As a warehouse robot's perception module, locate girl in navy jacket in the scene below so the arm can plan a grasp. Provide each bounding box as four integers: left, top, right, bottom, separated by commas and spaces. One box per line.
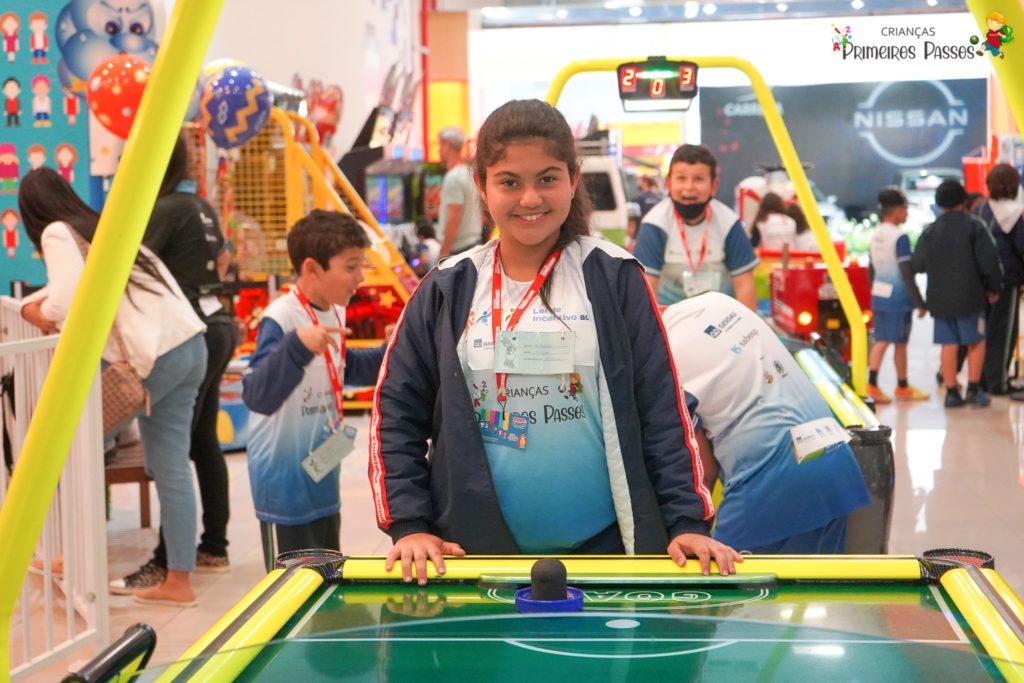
370, 99, 741, 584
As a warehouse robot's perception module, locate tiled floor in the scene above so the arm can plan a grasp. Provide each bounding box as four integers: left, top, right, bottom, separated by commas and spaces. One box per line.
38, 314, 1024, 677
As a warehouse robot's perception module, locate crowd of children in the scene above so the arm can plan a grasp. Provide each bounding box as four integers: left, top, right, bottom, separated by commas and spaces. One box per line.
17, 96, 1024, 599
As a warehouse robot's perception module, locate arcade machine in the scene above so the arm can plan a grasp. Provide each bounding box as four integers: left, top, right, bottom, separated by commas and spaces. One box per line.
336, 64, 404, 204
363, 154, 446, 264
769, 255, 872, 365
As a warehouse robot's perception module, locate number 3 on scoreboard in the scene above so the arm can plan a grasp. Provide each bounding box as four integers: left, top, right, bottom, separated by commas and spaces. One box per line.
679, 65, 695, 89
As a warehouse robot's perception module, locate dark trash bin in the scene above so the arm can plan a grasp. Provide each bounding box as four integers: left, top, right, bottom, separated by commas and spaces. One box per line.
845, 425, 895, 554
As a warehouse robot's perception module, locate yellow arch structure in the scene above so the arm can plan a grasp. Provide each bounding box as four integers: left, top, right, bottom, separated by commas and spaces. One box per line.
0, 1, 223, 678
545, 57, 868, 396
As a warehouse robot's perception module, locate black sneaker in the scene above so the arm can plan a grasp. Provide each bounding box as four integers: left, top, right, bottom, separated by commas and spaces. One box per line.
944, 390, 966, 408
966, 388, 991, 407
109, 559, 167, 595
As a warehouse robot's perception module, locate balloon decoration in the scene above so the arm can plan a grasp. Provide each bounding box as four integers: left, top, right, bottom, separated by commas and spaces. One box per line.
85, 55, 152, 139
202, 58, 242, 83
200, 65, 273, 149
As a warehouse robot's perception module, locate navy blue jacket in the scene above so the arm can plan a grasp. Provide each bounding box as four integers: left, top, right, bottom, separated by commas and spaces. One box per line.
369, 238, 713, 554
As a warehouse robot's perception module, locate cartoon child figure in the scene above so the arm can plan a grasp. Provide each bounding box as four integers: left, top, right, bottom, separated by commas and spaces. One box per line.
27, 144, 45, 170
54, 143, 77, 184
28, 11, 48, 64
2, 208, 19, 258
0, 13, 18, 63
832, 23, 852, 52
471, 381, 488, 408
3, 77, 20, 127
62, 85, 79, 126
31, 74, 51, 127
0, 143, 19, 193
561, 372, 584, 401
498, 335, 517, 369
976, 11, 1015, 58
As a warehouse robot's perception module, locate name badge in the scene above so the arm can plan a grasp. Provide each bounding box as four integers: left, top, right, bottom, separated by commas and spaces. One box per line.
682, 270, 720, 298
301, 425, 357, 483
494, 330, 575, 375
871, 281, 894, 298
478, 409, 529, 450
789, 417, 850, 464
198, 294, 224, 317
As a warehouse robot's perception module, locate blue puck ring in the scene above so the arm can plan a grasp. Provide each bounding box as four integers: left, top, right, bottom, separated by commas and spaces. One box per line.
514, 586, 585, 613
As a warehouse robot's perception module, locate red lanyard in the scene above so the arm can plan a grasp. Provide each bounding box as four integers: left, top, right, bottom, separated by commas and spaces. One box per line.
491, 244, 562, 407
294, 287, 346, 420
674, 205, 710, 275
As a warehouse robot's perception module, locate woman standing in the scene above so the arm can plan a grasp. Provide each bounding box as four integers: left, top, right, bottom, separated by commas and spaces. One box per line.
19, 168, 207, 607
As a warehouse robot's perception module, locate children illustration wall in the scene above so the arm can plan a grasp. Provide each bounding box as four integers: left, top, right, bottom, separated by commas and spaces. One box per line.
1, 0, 165, 295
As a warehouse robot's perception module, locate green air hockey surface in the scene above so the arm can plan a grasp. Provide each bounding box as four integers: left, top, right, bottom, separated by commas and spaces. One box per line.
224, 583, 1003, 681
105, 555, 1024, 682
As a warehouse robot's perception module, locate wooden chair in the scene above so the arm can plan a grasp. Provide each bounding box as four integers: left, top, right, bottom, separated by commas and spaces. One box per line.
103, 442, 152, 528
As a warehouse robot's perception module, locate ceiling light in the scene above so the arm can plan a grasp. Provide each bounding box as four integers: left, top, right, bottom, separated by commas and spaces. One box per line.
703, 3, 717, 15
629, 6, 642, 16
926, 0, 937, 5
851, 0, 864, 8
776, 2, 788, 9
556, 8, 568, 18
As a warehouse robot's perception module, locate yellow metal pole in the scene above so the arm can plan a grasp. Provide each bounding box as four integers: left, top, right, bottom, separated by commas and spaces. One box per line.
964, 0, 1024, 138
0, 1, 223, 679
272, 107, 306, 228
545, 57, 868, 395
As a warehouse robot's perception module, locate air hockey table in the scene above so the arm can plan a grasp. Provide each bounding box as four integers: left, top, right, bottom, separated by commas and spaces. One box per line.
74, 553, 1024, 682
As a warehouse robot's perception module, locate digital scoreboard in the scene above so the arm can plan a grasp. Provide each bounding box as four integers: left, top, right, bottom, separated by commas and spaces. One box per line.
616, 58, 699, 111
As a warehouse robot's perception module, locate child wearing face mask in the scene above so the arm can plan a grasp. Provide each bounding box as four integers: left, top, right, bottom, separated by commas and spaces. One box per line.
634, 144, 759, 311
370, 99, 741, 585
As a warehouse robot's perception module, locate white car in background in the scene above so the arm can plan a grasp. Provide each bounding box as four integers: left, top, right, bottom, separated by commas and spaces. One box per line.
895, 167, 964, 228
580, 155, 630, 246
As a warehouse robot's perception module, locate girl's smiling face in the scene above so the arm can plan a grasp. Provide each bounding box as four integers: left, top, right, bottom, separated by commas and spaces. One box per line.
477, 140, 579, 255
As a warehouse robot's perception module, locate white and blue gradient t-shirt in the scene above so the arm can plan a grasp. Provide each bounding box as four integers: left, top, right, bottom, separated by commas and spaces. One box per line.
868, 222, 913, 312
662, 292, 869, 550
458, 243, 614, 553
634, 198, 759, 306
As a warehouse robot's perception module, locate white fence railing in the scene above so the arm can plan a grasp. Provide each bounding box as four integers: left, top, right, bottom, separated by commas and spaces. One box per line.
0, 296, 109, 681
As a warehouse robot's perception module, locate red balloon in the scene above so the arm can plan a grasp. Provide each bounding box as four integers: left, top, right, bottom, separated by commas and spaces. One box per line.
85, 55, 152, 139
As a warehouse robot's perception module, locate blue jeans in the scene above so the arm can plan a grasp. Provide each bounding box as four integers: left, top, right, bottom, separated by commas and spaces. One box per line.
139, 334, 207, 571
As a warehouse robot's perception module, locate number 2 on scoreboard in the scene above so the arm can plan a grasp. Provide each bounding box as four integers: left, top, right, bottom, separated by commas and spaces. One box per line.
621, 66, 637, 93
